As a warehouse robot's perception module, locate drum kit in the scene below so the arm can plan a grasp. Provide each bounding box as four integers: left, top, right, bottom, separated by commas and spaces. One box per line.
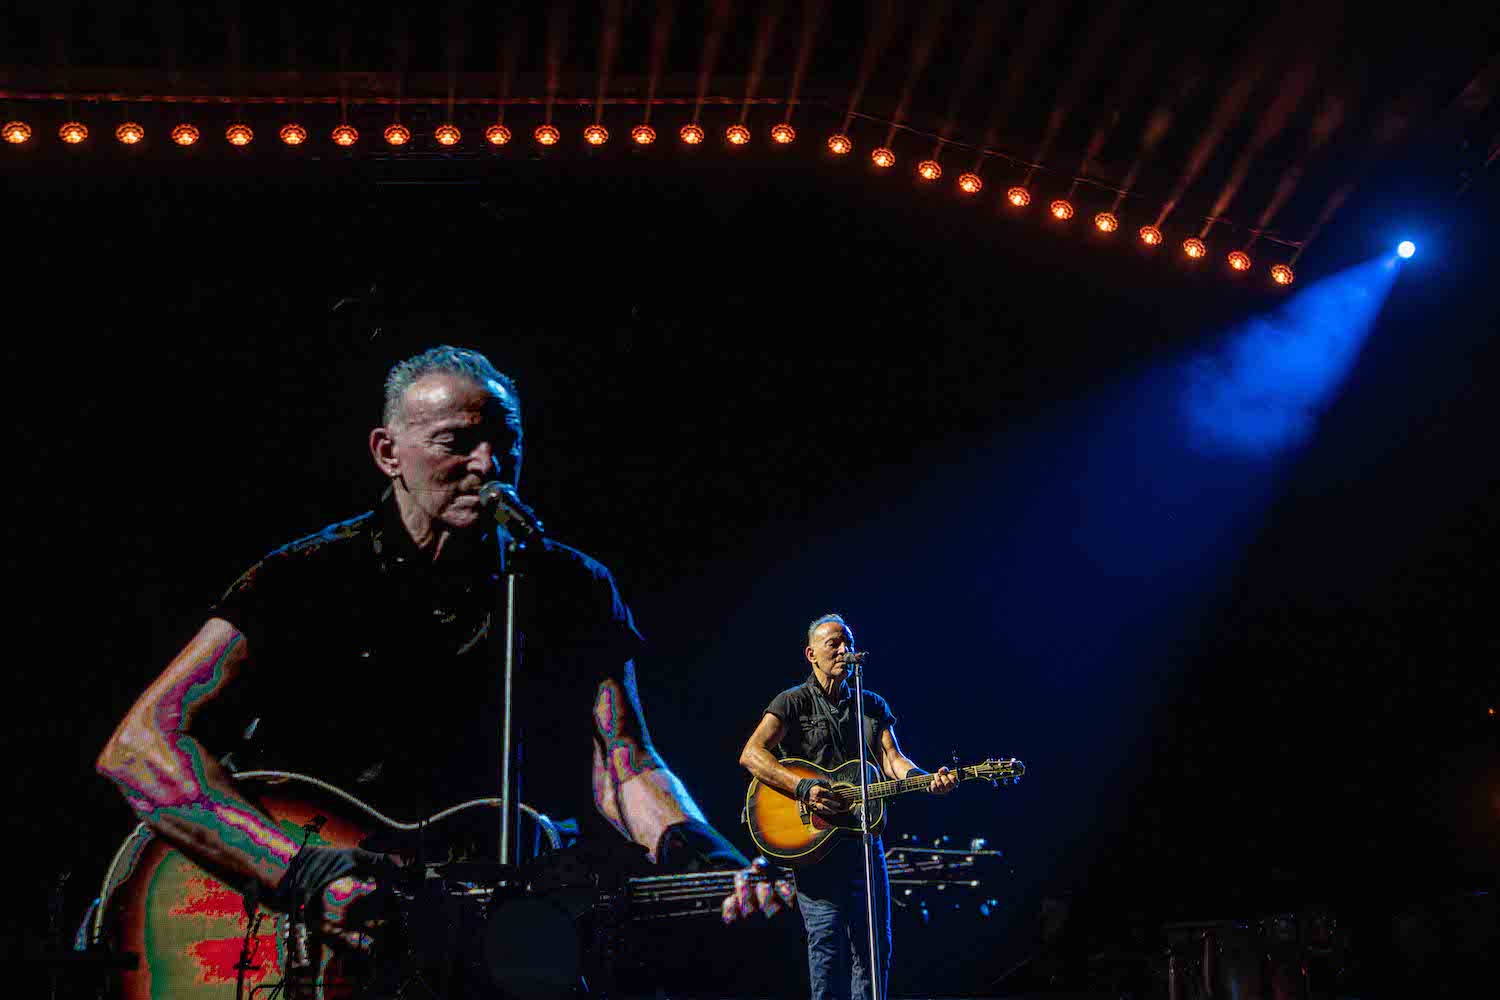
1164, 907, 1343, 1000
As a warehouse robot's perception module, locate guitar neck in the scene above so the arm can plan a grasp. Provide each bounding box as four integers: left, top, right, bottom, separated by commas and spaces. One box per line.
839, 763, 984, 803
625, 869, 790, 921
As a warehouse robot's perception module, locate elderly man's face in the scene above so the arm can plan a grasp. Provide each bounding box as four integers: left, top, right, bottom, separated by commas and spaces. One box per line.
383, 373, 522, 533
805, 621, 856, 681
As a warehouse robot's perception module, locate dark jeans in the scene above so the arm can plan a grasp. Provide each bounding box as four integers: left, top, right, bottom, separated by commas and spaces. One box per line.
796, 838, 891, 1000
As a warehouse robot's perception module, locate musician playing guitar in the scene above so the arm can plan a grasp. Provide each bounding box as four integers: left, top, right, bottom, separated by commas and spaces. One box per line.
95, 346, 788, 993
739, 613, 957, 1000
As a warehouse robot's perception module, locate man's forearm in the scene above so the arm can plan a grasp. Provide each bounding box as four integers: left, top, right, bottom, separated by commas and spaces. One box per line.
739, 744, 804, 798
99, 731, 298, 897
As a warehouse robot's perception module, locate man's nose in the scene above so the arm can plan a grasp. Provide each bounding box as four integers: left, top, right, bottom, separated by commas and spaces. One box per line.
467, 441, 501, 473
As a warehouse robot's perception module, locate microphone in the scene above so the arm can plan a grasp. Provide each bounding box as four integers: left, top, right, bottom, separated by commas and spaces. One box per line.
838, 651, 869, 668
478, 481, 545, 539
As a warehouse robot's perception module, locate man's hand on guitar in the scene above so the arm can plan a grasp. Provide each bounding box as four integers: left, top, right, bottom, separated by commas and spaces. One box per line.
797, 777, 848, 815
317, 876, 383, 952
927, 766, 958, 795
720, 856, 797, 924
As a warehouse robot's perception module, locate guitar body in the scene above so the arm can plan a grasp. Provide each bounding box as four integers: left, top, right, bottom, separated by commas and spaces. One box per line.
91, 771, 571, 999
744, 758, 886, 865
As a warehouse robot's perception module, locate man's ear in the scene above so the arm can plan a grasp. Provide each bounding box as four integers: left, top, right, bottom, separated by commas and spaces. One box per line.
370, 426, 400, 478
804, 645, 817, 668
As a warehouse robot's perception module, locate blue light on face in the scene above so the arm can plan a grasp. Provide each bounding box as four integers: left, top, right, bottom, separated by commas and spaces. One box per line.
1397, 240, 1416, 259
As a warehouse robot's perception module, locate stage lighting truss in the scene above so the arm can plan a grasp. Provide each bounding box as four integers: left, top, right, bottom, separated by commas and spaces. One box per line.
14, 106, 1302, 290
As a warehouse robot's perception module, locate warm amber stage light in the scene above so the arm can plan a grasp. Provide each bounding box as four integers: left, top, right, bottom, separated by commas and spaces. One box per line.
957, 173, 982, 194
59, 121, 88, 144
225, 124, 254, 146
384, 124, 412, 146
1183, 237, 1207, 259
484, 123, 512, 146
584, 124, 609, 145
1050, 199, 1074, 220
871, 147, 895, 168
630, 124, 656, 145
434, 124, 461, 146
1007, 186, 1031, 207
770, 123, 796, 144
1227, 250, 1252, 271
534, 124, 561, 146
332, 124, 359, 147
917, 160, 942, 181
279, 123, 307, 146
1139, 225, 1163, 246
724, 124, 750, 146
827, 133, 852, 155
3, 121, 31, 144
1094, 212, 1118, 233
115, 122, 144, 145
1270, 263, 1295, 285
170, 124, 199, 146
680, 123, 705, 145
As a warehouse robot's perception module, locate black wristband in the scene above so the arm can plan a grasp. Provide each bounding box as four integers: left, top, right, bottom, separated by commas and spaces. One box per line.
272, 846, 391, 913
795, 777, 826, 803
654, 819, 751, 873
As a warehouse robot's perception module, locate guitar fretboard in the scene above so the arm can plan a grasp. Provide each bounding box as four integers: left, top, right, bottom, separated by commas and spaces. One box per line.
830, 764, 992, 802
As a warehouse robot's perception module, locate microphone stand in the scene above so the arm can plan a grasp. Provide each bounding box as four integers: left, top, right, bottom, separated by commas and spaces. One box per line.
481, 482, 545, 870
851, 654, 882, 1000
494, 525, 525, 868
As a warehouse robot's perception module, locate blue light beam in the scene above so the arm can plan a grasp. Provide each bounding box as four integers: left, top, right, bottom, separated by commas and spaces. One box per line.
1181, 256, 1401, 459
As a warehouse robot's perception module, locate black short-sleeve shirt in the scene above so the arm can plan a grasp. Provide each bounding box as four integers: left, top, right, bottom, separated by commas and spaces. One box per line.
764, 675, 897, 775
200, 491, 644, 844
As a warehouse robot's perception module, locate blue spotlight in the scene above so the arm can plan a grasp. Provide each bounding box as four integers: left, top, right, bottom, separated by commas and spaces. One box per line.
1397, 240, 1416, 259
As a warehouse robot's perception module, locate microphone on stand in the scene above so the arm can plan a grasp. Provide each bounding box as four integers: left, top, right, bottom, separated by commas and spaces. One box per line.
839, 651, 869, 670
478, 480, 545, 539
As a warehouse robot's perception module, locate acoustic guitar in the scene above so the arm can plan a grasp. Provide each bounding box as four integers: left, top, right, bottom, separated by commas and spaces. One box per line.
86, 769, 790, 999
743, 757, 1024, 864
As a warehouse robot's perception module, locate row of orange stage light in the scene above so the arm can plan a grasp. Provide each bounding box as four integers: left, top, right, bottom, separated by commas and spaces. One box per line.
3, 116, 1294, 285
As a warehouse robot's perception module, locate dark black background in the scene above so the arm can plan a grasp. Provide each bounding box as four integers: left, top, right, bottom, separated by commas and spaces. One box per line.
4, 1, 1499, 994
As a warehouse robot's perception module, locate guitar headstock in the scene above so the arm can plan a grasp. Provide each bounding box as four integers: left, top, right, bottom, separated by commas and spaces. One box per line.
965, 758, 1025, 787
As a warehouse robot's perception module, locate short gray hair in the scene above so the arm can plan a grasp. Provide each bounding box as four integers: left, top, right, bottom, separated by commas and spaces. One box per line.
807, 613, 854, 646
382, 345, 519, 427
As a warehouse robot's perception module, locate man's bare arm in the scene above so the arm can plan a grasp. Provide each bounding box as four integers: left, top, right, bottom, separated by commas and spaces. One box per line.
737, 713, 802, 797
591, 663, 709, 860
96, 618, 299, 896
